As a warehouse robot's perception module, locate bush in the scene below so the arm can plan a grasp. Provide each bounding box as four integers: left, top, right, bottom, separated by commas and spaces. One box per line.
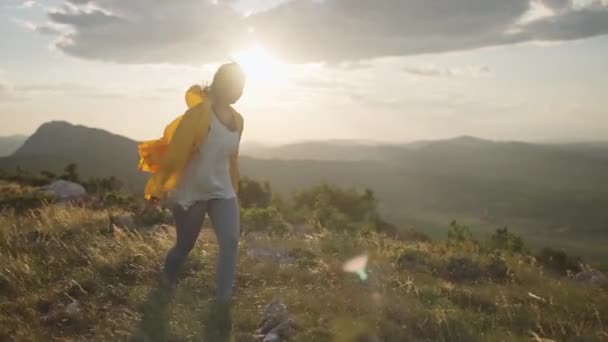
83, 176, 122, 195
447, 221, 474, 244
536, 247, 583, 275
397, 250, 434, 273
487, 227, 525, 254
292, 184, 386, 233
60, 163, 80, 183
486, 253, 510, 282
102, 192, 136, 209
0, 192, 52, 212
241, 206, 288, 235
239, 178, 272, 209
445, 256, 484, 283
1, 167, 48, 187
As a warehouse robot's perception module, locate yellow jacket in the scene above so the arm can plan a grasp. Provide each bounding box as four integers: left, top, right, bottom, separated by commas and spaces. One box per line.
138, 85, 244, 200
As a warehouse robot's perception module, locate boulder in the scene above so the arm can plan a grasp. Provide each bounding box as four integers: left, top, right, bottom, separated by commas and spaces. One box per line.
574, 270, 608, 288
255, 299, 295, 342
40, 180, 86, 200
247, 246, 296, 265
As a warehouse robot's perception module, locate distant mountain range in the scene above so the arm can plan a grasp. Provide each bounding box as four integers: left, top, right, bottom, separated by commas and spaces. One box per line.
1, 121, 607, 256
0, 135, 28, 157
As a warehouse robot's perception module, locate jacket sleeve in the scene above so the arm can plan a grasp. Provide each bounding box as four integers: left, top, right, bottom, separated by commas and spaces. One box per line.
144, 108, 198, 199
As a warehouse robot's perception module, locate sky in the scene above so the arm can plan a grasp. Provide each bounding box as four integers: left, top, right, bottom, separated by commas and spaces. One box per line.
0, 0, 607, 144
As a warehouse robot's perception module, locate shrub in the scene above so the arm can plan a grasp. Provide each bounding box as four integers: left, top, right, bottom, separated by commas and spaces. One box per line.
397, 250, 434, 273
487, 227, 525, 254
60, 163, 80, 183
445, 256, 484, 283
292, 184, 386, 233
83, 176, 122, 195
241, 206, 288, 235
486, 253, 510, 282
102, 192, 136, 209
294, 184, 379, 221
536, 247, 583, 275
239, 178, 272, 209
0, 192, 52, 212
447, 221, 474, 244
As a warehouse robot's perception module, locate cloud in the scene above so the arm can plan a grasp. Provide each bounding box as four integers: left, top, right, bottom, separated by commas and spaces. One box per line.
44, 0, 250, 64
12, 18, 63, 36
402, 65, 491, 78
36, 0, 608, 64
250, 0, 608, 62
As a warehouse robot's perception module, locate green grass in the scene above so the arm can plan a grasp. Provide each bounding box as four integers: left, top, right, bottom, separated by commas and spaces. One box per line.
1, 202, 607, 341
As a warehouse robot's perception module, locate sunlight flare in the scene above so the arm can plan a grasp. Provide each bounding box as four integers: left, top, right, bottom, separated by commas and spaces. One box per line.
232, 44, 287, 87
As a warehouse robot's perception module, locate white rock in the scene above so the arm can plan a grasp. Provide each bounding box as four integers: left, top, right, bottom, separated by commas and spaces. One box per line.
575, 271, 608, 288
41, 180, 86, 200
65, 300, 81, 316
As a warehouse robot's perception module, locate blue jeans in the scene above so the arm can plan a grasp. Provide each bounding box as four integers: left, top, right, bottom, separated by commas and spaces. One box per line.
163, 198, 239, 302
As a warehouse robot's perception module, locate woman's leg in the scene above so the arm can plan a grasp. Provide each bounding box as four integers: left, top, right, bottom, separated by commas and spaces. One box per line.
163, 201, 207, 284
207, 198, 240, 302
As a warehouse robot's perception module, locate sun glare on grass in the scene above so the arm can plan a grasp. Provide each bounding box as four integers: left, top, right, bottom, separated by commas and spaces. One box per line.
232, 44, 287, 88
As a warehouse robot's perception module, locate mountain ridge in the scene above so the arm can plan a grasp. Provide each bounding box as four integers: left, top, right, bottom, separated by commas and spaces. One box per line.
1, 121, 608, 254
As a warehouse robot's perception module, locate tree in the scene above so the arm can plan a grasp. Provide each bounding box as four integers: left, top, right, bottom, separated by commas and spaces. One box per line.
40, 170, 57, 180
239, 178, 272, 209
62, 163, 80, 182
488, 227, 525, 253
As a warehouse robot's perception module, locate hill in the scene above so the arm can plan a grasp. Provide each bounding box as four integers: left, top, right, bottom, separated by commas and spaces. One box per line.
0, 183, 607, 341
0, 121, 147, 191
0, 134, 27, 157
1, 122, 608, 259
241, 140, 406, 162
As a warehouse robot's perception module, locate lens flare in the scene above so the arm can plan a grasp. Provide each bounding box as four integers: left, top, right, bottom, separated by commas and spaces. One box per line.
343, 254, 369, 281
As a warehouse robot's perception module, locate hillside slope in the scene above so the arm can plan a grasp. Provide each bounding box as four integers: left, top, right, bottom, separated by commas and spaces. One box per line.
0, 200, 606, 341
0, 121, 146, 190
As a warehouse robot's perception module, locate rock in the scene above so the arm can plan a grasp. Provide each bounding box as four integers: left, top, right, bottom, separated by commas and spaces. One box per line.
288, 223, 316, 237
64, 300, 81, 316
247, 246, 296, 265
574, 270, 608, 288
40, 180, 86, 200
255, 299, 294, 342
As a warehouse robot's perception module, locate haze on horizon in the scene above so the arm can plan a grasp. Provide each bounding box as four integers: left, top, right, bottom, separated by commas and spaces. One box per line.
1, 0, 607, 144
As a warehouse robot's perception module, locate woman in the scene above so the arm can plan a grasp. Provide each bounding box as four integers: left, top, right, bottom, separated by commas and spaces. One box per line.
138, 63, 246, 307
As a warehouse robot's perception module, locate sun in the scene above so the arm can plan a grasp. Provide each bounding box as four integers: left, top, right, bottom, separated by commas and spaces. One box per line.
232, 44, 287, 87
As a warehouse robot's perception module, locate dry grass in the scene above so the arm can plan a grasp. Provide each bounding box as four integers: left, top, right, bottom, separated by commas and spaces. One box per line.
0, 203, 607, 341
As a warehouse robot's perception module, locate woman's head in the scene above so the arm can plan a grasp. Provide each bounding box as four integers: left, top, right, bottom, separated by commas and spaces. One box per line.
209, 62, 246, 105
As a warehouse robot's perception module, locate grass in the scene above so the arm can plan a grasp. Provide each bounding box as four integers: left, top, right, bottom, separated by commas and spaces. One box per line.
0, 183, 607, 341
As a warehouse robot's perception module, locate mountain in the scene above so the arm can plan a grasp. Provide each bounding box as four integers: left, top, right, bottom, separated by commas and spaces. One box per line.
553, 142, 608, 160
2, 122, 608, 255
0, 134, 28, 157
0, 121, 146, 190
240, 140, 407, 162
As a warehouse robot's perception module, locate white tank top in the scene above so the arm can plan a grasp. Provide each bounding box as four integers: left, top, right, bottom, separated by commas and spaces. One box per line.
173, 112, 240, 209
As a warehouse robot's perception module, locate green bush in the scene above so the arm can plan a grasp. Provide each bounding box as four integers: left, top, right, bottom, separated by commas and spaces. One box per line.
241, 206, 288, 235
238, 178, 272, 209
487, 227, 525, 254
447, 221, 477, 246
292, 184, 385, 233
83, 176, 122, 195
